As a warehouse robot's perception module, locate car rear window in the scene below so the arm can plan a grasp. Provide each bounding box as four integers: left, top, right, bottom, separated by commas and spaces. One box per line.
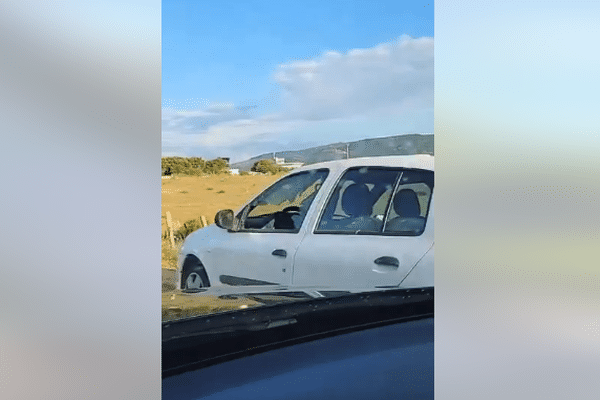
315, 167, 433, 236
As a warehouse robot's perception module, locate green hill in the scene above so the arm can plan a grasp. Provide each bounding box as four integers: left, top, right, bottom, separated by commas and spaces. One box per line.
231, 133, 433, 171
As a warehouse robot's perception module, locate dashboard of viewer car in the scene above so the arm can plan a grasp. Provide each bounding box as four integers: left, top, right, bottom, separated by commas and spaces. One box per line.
162, 287, 434, 399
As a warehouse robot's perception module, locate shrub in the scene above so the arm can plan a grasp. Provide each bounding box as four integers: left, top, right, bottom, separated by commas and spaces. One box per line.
204, 158, 229, 174
175, 218, 203, 241
188, 168, 205, 176
162, 156, 205, 176
162, 217, 204, 243
251, 159, 286, 175
161, 156, 232, 176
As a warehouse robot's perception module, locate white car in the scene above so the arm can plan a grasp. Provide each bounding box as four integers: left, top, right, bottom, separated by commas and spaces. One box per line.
177, 155, 434, 291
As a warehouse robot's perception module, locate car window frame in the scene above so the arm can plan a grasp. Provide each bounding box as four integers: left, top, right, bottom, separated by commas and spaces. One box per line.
313, 166, 434, 237
233, 168, 330, 234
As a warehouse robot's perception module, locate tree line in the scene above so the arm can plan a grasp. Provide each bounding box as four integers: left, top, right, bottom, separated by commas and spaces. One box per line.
162, 157, 287, 176
161, 157, 228, 176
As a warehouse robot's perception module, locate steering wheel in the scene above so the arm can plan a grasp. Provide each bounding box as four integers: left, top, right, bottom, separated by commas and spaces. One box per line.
281, 206, 300, 214
272, 206, 301, 230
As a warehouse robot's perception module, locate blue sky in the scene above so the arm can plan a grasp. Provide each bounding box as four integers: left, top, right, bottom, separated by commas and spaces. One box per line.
162, 0, 433, 162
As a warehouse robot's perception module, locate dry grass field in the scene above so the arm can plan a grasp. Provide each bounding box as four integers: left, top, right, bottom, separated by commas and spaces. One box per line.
161, 173, 283, 239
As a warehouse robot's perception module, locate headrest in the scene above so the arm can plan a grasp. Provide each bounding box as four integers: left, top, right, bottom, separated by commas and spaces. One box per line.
393, 189, 421, 217
341, 184, 372, 217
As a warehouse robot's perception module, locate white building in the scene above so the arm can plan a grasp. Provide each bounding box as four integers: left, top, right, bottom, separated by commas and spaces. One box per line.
273, 157, 304, 170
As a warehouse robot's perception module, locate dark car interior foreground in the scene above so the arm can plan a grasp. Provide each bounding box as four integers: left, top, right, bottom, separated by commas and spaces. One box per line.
163, 287, 433, 400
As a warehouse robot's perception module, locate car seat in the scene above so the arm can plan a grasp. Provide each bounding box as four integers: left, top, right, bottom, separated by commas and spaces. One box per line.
385, 189, 426, 235
339, 184, 381, 232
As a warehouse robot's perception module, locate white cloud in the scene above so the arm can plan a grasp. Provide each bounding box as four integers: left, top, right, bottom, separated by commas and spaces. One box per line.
161, 102, 256, 132
162, 35, 433, 162
274, 35, 433, 121
162, 114, 306, 161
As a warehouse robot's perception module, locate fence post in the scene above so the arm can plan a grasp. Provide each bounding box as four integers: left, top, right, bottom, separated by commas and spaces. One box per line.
200, 215, 208, 228
165, 211, 176, 249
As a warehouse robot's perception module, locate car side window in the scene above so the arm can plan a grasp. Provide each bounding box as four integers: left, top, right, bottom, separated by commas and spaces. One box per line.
316, 167, 433, 236
382, 169, 434, 236
236, 169, 329, 233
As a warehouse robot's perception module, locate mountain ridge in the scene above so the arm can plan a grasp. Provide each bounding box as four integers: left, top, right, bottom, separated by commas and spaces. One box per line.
231, 133, 433, 171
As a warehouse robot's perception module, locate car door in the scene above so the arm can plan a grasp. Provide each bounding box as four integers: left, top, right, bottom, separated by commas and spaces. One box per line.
207, 169, 329, 286
292, 166, 434, 288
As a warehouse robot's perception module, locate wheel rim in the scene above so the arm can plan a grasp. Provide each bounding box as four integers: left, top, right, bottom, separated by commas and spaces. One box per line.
185, 272, 204, 289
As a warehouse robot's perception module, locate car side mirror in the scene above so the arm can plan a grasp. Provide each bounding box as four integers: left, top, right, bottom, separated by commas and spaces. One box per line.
214, 209, 234, 230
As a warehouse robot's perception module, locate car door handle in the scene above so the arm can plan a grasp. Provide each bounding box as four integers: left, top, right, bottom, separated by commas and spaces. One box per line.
374, 256, 399, 268
272, 249, 287, 258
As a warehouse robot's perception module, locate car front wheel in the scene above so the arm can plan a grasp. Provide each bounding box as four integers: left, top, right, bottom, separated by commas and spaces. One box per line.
180, 254, 210, 292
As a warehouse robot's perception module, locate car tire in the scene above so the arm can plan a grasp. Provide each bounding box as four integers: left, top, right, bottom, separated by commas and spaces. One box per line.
181, 254, 210, 291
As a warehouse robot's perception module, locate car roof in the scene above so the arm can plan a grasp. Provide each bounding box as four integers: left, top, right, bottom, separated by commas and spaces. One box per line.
293, 154, 434, 172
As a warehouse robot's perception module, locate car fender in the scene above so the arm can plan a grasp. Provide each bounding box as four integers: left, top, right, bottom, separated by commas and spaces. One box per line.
178, 224, 229, 288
